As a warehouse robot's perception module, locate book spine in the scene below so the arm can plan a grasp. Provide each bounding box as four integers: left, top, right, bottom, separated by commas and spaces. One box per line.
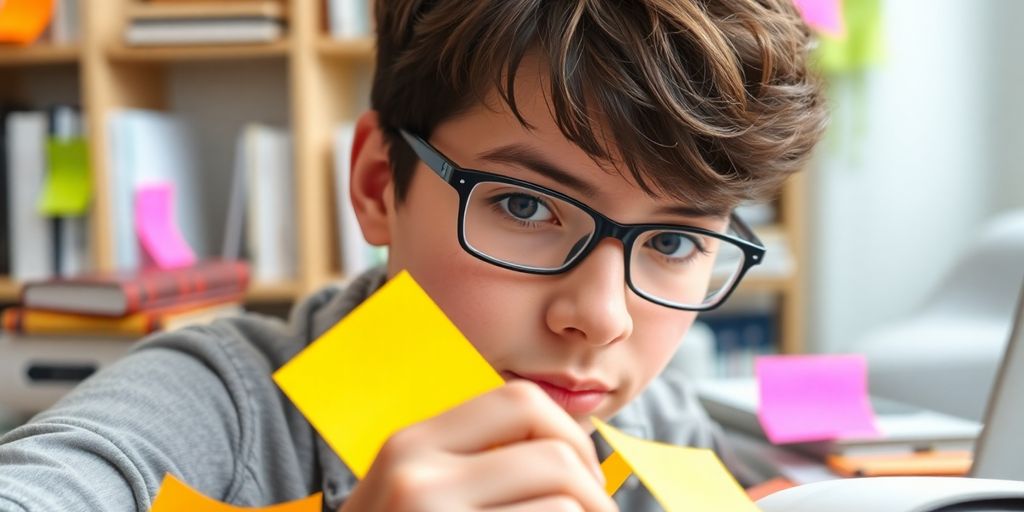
2, 308, 150, 337
120, 261, 250, 314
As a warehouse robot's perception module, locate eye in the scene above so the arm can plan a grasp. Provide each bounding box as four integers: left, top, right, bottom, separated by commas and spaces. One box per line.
647, 232, 700, 259
499, 193, 555, 222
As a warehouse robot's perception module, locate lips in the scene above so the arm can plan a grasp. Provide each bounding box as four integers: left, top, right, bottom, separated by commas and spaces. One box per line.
505, 371, 611, 416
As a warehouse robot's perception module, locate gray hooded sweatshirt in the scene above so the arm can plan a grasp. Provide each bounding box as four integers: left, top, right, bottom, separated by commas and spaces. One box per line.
0, 267, 749, 511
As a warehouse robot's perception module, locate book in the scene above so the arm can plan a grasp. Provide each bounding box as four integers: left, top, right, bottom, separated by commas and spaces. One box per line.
46, 104, 89, 278
48, 0, 79, 44
107, 110, 207, 271
20, 259, 250, 316
126, 1, 286, 20
327, 0, 372, 40
5, 110, 53, 282
0, 104, 32, 276
242, 124, 297, 282
125, 18, 284, 46
2, 298, 243, 337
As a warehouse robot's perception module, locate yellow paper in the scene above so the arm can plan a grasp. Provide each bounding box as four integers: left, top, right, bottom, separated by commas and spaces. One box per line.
593, 419, 760, 512
39, 138, 91, 216
600, 450, 632, 496
149, 474, 321, 512
273, 270, 505, 479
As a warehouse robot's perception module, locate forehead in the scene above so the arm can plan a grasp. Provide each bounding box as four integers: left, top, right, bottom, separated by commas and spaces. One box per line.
428, 55, 727, 224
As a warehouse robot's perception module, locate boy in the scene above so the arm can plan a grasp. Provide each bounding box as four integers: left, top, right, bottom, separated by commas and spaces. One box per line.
0, 0, 826, 510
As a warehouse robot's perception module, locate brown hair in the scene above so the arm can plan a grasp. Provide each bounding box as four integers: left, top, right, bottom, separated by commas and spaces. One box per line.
371, 0, 828, 213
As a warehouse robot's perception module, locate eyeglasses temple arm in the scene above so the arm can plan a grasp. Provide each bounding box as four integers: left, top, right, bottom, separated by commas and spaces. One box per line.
398, 129, 456, 183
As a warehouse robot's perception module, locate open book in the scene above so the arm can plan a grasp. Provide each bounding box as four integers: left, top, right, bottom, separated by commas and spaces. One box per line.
757, 477, 1024, 512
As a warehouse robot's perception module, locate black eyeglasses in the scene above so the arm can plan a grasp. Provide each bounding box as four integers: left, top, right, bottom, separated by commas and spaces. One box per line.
398, 129, 766, 311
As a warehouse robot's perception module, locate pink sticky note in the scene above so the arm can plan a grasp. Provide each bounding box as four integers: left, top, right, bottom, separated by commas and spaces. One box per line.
755, 354, 879, 444
792, 0, 845, 37
135, 182, 196, 270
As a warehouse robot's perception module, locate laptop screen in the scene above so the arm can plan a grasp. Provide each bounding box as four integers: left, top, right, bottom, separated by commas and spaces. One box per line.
971, 279, 1024, 480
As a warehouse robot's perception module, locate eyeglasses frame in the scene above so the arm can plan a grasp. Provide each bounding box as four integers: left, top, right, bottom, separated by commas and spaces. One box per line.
398, 129, 767, 311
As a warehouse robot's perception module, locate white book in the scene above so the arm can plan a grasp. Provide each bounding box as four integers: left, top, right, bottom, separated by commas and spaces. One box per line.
50, 0, 80, 44
333, 122, 380, 278
327, 0, 372, 39
107, 110, 206, 271
125, 18, 283, 46
5, 111, 53, 281
242, 124, 296, 282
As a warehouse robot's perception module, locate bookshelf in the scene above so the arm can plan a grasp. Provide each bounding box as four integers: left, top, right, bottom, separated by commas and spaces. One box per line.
0, 0, 811, 354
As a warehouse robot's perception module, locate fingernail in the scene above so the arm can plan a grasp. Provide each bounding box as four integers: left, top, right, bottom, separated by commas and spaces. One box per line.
592, 462, 606, 485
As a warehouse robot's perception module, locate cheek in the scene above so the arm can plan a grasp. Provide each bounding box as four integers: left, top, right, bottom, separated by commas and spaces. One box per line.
625, 307, 698, 388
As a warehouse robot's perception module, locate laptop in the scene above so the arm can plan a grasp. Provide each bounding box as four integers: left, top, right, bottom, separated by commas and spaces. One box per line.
970, 279, 1024, 480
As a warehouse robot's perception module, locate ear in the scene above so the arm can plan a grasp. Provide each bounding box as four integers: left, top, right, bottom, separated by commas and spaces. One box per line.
349, 110, 395, 246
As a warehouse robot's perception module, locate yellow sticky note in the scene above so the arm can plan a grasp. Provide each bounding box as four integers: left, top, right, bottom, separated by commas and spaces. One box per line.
273, 270, 505, 478
593, 419, 760, 512
39, 138, 91, 216
149, 473, 321, 512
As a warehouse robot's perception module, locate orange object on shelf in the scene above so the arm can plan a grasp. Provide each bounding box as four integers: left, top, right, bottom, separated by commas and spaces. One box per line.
0, 0, 55, 45
826, 450, 973, 478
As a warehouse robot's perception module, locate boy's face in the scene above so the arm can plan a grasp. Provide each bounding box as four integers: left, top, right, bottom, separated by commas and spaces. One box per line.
355, 59, 727, 432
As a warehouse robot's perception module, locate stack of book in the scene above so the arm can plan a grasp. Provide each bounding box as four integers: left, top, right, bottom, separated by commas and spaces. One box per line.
6, 259, 249, 337
124, 1, 286, 46
0, 260, 249, 411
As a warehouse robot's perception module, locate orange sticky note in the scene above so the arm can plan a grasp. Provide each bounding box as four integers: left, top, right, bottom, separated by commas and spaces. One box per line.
273, 270, 505, 478
600, 450, 632, 496
149, 474, 321, 512
0, 0, 55, 44
593, 419, 760, 512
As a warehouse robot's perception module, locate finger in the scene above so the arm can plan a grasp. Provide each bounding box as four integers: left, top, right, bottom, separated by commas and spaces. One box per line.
485, 495, 586, 512
416, 381, 602, 475
464, 439, 617, 512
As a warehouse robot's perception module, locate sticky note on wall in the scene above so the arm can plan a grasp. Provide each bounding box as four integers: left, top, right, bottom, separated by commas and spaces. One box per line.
135, 182, 197, 269
39, 138, 91, 216
792, 0, 845, 37
756, 354, 879, 444
149, 474, 321, 511
273, 270, 505, 478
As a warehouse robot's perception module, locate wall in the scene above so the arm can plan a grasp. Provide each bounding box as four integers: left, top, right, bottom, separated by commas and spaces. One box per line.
806, 0, 1024, 352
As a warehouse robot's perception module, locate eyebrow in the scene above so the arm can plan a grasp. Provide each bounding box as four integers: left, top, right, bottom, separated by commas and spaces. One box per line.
476, 144, 599, 199
476, 143, 727, 219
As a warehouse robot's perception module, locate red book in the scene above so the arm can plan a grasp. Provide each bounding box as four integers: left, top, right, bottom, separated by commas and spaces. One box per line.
20, 260, 250, 316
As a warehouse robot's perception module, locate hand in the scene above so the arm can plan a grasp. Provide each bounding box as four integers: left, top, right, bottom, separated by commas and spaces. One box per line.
338, 380, 618, 512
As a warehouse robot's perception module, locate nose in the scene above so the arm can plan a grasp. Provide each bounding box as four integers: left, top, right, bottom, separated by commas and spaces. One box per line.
544, 238, 634, 346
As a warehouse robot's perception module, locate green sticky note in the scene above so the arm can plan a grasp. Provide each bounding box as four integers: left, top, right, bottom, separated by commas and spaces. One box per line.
39, 138, 91, 216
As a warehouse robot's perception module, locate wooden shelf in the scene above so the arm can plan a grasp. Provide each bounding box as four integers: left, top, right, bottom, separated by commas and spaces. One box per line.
735, 275, 790, 294
107, 40, 291, 62
317, 37, 374, 60
0, 279, 21, 302
0, 45, 80, 67
246, 281, 302, 302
